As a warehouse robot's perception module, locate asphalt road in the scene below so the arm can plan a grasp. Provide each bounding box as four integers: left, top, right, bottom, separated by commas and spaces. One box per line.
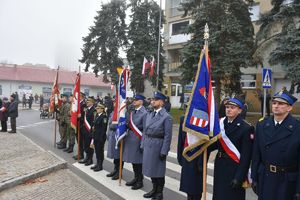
14, 108, 257, 200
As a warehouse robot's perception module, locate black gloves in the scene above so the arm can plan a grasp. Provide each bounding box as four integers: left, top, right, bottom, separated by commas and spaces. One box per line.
159, 154, 167, 161
230, 179, 242, 189
294, 193, 300, 200
251, 182, 258, 195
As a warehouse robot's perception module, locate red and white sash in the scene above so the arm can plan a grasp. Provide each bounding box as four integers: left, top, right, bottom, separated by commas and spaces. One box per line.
129, 112, 142, 139
84, 111, 91, 133
219, 117, 240, 163
219, 117, 252, 186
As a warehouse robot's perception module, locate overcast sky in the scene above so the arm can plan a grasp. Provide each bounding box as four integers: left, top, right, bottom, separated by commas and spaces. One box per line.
0, 0, 164, 71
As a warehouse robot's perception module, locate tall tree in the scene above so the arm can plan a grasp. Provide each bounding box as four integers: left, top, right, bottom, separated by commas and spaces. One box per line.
180, 0, 255, 104
79, 1, 127, 84
256, 0, 300, 93
127, 0, 164, 93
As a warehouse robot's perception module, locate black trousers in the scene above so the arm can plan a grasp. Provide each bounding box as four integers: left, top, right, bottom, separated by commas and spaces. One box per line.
1, 120, 7, 131
151, 177, 165, 186
83, 132, 94, 156
132, 163, 142, 177
10, 117, 16, 132
76, 126, 85, 157
94, 139, 105, 162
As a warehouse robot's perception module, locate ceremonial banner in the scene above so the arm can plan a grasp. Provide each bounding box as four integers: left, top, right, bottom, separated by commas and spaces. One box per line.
183, 48, 220, 161
49, 67, 61, 113
71, 73, 81, 131
115, 68, 130, 147
150, 56, 156, 77
142, 57, 150, 76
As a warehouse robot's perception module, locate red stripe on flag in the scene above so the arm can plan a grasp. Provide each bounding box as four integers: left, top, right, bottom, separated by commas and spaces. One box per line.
196, 118, 200, 126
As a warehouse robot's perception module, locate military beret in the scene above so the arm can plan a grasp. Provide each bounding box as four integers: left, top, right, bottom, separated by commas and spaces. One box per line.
225, 97, 245, 109
134, 94, 146, 101
273, 91, 297, 105
153, 91, 167, 101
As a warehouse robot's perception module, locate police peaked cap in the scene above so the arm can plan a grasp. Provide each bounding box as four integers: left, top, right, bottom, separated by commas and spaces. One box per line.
134, 94, 146, 101
87, 96, 95, 103
273, 91, 297, 105
96, 103, 105, 109
225, 97, 245, 109
153, 91, 167, 101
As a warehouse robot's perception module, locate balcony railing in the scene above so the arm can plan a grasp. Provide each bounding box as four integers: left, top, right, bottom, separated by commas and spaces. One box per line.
167, 62, 182, 72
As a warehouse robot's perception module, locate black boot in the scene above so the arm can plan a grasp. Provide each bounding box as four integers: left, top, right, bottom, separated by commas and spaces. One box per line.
143, 182, 157, 198
106, 168, 117, 177
84, 154, 93, 166
67, 144, 74, 153
93, 160, 103, 172
79, 156, 89, 164
126, 177, 137, 186
111, 170, 119, 180
57, 143, 66, 149
63, 146, 70, 152
91, 164, 98, 170
152, 183, 163, 200
131, 174, 143, 190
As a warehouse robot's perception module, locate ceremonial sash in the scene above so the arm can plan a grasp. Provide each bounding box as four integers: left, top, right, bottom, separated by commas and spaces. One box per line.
129, 112, 142, 139
219, 117, 252, 187
84, 111, 91, 133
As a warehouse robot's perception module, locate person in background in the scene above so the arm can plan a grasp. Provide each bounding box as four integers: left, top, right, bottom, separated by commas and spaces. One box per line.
0, 97, 9, 132
164, 96, 171, 113
8, 94, 18, 133
22, 94, 27, 108
180, 93, 184, 110
28, 94, 34, 109
39, 94, 44, 111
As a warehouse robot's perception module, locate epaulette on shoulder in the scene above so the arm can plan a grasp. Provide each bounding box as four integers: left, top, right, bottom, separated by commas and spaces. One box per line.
243, 119, 252, 126
258, 117, 265, 122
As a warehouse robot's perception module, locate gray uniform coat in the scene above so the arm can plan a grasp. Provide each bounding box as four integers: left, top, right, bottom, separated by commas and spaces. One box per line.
107, 113, 120, 159
141, 107, 173, 177
123, 106, 147, 164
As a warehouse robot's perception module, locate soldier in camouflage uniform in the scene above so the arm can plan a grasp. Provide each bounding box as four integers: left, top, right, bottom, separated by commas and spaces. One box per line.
57, 94, 69, 149
63, 94, 76, 153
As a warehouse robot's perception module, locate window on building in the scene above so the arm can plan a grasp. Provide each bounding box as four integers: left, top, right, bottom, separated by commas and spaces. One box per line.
170, 0, 187, 17
171, 21, 189, 35
42, 87, 52, 100
249, 4, 260, 22
84, 88, 90, 97
0, 85, 2, 95
63, 88, 72, 96
171, 85, 177, 96
177, 85, 183, 96
97, 92, 102, 97
241, 74, 256, 89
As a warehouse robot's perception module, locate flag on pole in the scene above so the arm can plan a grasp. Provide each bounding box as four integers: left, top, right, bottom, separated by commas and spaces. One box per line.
49, 67, 61, 113
182, 47, 220, 161
142, 57, 150, 76
150, 56, 156, 77
71, 73, 81, 131
115, 68, 130, 147
112, 67, 124, 124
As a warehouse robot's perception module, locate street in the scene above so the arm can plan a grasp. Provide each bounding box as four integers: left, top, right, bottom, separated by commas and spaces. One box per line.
14, 108, 257, 200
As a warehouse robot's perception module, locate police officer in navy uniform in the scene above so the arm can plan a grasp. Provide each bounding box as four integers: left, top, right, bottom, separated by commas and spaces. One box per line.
91, 103, 108, 172
123, 94, 147, 190
251, 91, 300, 200
142, 91, 173, 200
210, 97, 254, 200
106, 102, 124, 180
79, 96, 96, 166
177, 116, 203, 200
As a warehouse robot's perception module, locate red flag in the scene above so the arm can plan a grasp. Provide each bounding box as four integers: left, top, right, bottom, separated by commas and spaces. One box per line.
71, 73, 81, 131
112, 85, 119, 124
49, 67, 61, 113
142, 57, 150, 76
150, 56, 156, 77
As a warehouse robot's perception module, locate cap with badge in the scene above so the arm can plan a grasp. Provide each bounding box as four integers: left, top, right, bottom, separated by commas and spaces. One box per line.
134, 94, 146, 101
96, 103, 105, 109
272, 91, 297, 105
153, 91, 167, 101
225, 97, 245, 109
87, 96, 95, 103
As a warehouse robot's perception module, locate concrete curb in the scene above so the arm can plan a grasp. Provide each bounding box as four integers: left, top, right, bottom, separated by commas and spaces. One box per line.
0, 160, 67, 192
0, 131, 68, 192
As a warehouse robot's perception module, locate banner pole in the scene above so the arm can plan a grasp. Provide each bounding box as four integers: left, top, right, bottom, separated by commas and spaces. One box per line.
77, 122, 81, 161
202, 149, 207, 200
119, 139, 124, 186
54, 112, 57, 148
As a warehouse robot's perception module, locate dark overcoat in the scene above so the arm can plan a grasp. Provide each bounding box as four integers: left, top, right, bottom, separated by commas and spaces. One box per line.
141, 107, 173, 177
93, 113, 108, 143
0, 102, 9, 121
251, 114, 300, 200
177, 116, 203, 196
211, 115, 254, 200
107, 113, 120, 159
123, 106, 147, 164
8, 101, 18, 118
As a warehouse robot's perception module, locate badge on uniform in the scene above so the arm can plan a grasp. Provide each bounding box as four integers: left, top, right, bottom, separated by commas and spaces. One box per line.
103, 118, 107, 124
250, 133, 254, 140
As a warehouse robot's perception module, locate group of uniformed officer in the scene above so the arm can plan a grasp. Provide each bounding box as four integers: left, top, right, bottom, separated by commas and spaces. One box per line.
177, 90, 300, 200
55, 91, 172, 200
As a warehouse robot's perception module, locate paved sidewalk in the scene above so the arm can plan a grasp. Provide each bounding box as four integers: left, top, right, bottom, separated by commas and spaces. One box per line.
0, 132, 109, 199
